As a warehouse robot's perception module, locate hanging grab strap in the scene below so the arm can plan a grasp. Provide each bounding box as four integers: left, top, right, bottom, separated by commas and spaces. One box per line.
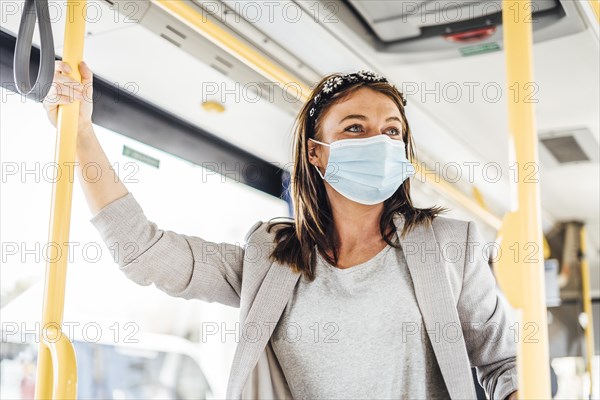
13, 0, 55, 102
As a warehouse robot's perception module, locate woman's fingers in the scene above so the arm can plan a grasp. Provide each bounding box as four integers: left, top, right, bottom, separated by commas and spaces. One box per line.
52, 72, 78, 84
79, 62, 94, 100
45, 83, 85, 100
52, 62, 93, 100
55, 60, 72, 75
47, 71, 86, 97
53, 61, 93, 95
79, 61, 93, 85
44, 61, 93, 127
43, 86, 85, 108
42, 61, 93, 126
52, 78, 85, 95
50, 93, 85, 104
55, 61, 93, 85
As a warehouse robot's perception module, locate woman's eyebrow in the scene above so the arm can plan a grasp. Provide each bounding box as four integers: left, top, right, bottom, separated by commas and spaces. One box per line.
338, 114, 403, 124
339, 114, 367, 123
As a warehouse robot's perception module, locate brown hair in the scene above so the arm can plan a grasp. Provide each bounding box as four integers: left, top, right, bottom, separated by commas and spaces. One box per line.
267, 72, 445, 281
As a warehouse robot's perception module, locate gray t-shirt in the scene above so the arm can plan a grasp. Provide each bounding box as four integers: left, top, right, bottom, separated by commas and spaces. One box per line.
270, 240, 450, 399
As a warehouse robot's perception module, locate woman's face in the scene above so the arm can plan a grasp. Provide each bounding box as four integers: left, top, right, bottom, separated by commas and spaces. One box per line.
308, 86, 405, 172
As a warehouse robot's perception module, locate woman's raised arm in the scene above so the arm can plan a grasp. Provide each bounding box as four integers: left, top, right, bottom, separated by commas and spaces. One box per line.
89, 191, 245, 307
43, 61, 246, 307
43, 60, 128, 214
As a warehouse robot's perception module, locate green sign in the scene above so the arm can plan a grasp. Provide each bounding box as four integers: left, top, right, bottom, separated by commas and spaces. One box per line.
122, 145, 160, 168
459, 42, 501, 57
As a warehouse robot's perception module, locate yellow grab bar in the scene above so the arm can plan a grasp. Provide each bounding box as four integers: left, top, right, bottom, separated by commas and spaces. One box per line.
36, 327, 77, 399
153, 0, 310, 101
495, 0, 551, 398
34, 0, 86, 398
589, 0, 600, 23
580, 226, 596, 392
413, 162, 502, 230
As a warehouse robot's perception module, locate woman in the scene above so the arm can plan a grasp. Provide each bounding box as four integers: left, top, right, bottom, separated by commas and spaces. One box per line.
44, 62, 518, 400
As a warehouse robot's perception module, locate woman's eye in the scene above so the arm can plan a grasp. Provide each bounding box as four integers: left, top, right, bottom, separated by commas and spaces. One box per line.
344, 125, 401, 135
345, 124, 363, 133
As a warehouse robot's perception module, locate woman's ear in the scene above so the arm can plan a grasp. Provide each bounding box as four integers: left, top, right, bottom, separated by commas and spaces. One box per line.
307, 139, 320, 167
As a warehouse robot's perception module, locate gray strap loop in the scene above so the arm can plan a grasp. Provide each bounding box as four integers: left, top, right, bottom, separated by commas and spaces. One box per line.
13, 0, 55, 102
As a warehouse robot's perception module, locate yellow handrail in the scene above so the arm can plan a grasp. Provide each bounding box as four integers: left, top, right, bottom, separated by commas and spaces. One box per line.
153, 0, 310, 101
589, 0, 600, 23
580, 226, 596, 392
36, 327, 78, 399
34, 0, 86, 398
495, 0, 551, 398
413, 163, 502, 230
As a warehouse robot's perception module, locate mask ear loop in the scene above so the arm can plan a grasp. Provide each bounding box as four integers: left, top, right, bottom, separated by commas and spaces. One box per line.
313, 165, 327, 180
309, 138, 330, 147
308, 138, 329, 180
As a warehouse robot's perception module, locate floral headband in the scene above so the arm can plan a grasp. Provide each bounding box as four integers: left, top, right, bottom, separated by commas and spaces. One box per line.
307, 70, 407, 134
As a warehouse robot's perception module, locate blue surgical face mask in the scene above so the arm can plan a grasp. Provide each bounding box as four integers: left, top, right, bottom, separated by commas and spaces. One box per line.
309, 134, 415, 205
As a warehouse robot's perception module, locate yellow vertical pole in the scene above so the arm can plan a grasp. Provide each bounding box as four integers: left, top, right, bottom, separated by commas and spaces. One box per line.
582, 1, 598, 391
580, 227, 596, 392
34, 1, 86, 398
494, 0, 551, 398
153, 0, 310, 101
589, 0, 600, 23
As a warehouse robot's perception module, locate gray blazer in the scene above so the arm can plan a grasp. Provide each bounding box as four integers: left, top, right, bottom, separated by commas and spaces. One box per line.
90, 192, 518, 400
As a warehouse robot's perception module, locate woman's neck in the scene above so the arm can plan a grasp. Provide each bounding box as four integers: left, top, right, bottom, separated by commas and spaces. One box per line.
327, 188, 385, 251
